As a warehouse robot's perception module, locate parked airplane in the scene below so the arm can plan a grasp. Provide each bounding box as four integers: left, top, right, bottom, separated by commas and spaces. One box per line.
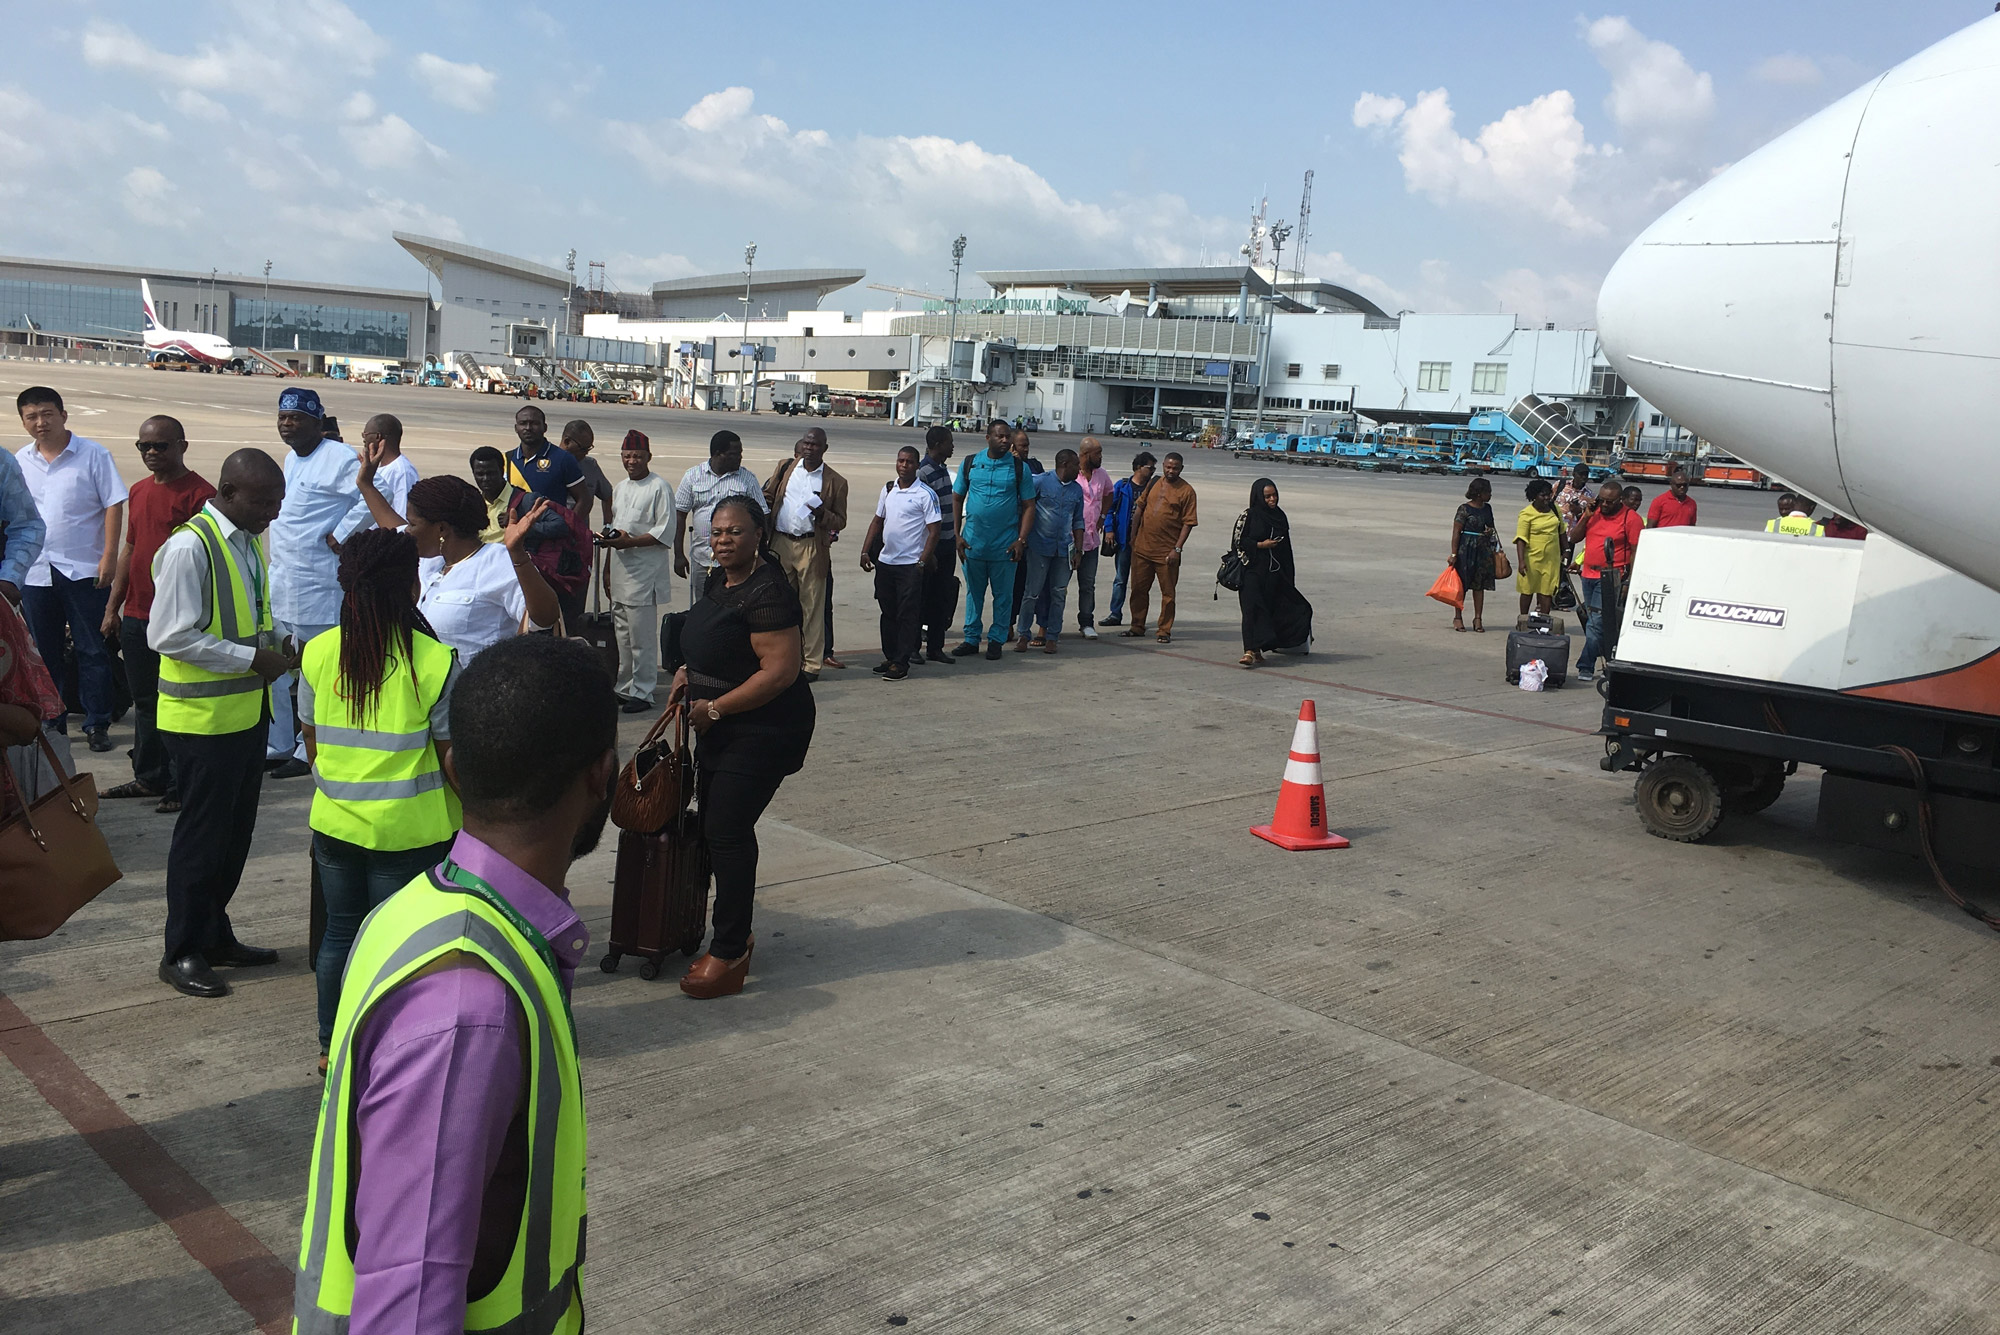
1598, 12, 2000, 594
140, 278, 240, 370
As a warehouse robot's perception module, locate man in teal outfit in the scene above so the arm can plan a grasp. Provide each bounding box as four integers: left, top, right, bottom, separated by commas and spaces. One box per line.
949, 421, 1036, 661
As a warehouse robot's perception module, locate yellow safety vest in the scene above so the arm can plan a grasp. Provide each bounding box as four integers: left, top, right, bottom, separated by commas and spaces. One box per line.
301, 627, 462, 851
295, 862, 585, 1335
155, 507, 272, 735
1765, 514, 1825, 537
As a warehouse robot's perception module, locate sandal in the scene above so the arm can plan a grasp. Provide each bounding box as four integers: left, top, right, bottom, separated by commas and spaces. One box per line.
1119, 627, 1145, 637
1472, 617, 1484, 633
1155, 633, 1171, 644
1238, 651, 1259, 668
1452, 616, 1465, 632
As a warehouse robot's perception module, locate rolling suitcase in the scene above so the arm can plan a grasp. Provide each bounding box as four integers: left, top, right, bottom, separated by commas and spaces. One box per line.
1506, 622, 1571, 688
602, 805, 711, 979
569, 547, 620, 685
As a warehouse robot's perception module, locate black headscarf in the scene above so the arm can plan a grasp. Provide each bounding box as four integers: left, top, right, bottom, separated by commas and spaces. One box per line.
1241, 477, 1289, 549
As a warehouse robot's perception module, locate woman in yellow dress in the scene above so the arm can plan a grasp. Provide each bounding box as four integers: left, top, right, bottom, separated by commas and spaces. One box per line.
1513, 478, 1564, 617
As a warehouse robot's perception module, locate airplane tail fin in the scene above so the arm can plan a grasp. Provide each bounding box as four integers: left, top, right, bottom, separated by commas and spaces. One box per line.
140, 279, 158, 331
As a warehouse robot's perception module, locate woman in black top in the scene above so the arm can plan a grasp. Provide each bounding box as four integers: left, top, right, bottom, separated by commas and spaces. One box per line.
1236, 478, 1313, 667
668, 495, 815, 998
1448, 476, 1499, 633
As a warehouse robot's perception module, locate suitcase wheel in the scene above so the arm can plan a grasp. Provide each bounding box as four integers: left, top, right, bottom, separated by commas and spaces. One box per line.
599, 951, 621, 974
638, 956, 663, 981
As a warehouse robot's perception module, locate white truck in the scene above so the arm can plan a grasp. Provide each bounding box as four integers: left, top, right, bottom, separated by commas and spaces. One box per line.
770, 382, 829, 416
1594, 14, 2000, 885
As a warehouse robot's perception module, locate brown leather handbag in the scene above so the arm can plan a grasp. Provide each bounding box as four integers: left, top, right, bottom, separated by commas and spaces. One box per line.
0, 734, 122, 941
610, 704, 691, 835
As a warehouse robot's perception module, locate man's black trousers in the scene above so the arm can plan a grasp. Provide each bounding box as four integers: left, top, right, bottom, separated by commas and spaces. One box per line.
874, 562, 924, 668
159, 721, 266, 965
919, 561, 958, 657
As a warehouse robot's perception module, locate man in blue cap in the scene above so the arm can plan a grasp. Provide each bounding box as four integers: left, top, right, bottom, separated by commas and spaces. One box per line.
266, 387, 367, 778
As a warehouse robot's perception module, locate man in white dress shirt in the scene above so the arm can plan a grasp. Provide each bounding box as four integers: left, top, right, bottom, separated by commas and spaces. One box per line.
600, 430, 675, 712
266, 387, 366, 778
761, 426, 847, 681
149, 449, 295, 997
15, 385, 127, 753
353, 415, 418, 529
673, 430, 764, 606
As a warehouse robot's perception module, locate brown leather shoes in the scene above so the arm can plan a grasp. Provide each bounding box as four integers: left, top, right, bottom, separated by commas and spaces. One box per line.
680, 936, 753, 999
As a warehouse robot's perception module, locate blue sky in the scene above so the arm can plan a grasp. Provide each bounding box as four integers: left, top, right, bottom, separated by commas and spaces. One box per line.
1, 1, 1981, 323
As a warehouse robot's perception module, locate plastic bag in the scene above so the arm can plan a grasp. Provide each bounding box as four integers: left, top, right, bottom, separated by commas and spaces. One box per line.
1518, 659, 1548, 692
1426, 564, 1465, 611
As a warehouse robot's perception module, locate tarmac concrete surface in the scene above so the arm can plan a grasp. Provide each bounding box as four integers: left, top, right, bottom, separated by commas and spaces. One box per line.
3, 365, 1998, 1334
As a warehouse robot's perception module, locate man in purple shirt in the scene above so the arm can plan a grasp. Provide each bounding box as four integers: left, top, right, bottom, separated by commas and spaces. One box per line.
297, 634, 616, 1335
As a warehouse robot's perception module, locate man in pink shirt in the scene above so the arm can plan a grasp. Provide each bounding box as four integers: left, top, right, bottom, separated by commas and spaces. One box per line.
295, 634, 616, 1334
1072, 436, 1114, 640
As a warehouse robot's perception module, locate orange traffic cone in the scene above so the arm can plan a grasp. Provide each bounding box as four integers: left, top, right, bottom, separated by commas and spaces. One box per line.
1251, 700, 1350, 851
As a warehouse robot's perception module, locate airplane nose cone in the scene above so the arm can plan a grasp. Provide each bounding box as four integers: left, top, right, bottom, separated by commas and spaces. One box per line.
1597, 82, 1874, 514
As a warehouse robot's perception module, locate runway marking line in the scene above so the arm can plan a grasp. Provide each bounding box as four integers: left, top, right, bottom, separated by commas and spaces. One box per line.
1111, 638, 1598, 736
0, 990, 292, 1334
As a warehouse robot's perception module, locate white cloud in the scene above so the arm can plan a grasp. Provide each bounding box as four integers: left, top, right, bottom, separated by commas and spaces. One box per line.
1483, 267, 1600, 326
1357, 87, 1603, 235
121, 166, 194, 223
342, 91, 377, 121
610, 86, 1233, 268
1753, 53, 1823, 86
1583, 16, 1714, 159
414, 53, 497, 112
1351, 93, 1406, 129
341, 114, 446, 170
167, 89, 229, 123
80, 5, 387, 115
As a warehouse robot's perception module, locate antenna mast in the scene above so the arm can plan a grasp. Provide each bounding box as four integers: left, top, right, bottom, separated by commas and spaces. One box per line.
1293, 170, 1314, 286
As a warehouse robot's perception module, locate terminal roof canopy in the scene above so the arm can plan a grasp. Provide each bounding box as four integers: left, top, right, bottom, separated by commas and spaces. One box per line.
649, 268, 866, 300
394, 232, 574, 289
978, 266, 1388, 319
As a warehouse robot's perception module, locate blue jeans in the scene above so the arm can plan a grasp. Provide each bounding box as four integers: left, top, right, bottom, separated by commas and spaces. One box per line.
1578, 577, 1604, 672
1074, 547, 1101, 628
1016, 552, 1074, 641
1107, 544, 1133, 620
312, 832, 454, 1047
962, 555, 1017, 646
22, 570, 113, 732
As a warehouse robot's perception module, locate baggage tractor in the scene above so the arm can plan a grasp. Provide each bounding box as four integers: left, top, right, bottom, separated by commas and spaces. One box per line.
602, 808, 711, 979
1506, 622, 1571, 687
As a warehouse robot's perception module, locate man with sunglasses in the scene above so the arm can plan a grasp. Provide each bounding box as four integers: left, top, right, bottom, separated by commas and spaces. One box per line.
100, 415, 213, 812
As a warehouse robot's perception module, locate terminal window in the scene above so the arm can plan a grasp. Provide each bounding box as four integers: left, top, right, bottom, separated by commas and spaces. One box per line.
1321, 364, 1341, 379
1284, 363, 1301, 378
1417, 361, 1451, 392
1471, 362, 1508, 395
232, 298, 409, 358
0, 278, 142, 340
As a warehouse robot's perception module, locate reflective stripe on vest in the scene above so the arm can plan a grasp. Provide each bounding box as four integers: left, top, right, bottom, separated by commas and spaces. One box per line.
157, 509, 271, 735
294, 879, 584, 1335
302, 628, 461, 851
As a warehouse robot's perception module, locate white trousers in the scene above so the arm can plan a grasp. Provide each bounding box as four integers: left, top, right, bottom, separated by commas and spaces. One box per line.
613, 601, 657, 700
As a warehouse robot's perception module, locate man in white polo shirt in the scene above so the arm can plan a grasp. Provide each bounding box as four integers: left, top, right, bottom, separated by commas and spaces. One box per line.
858, 445, 941, 682
15, 385, 127, 753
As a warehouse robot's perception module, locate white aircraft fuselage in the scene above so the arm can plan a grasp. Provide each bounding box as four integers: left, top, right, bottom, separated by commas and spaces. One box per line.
142, 279, 236, 368
1598, 14, 2000, 594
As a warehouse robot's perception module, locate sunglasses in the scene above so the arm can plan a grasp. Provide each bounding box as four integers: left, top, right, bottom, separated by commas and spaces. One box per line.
134, 440, 183, 453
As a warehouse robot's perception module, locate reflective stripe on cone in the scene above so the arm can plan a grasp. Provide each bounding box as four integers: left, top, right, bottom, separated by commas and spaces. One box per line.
1252, 700, 1351, 851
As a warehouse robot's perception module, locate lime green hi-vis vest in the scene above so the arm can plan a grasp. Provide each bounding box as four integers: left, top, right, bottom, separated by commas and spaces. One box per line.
156, 508, 273, 735
301, 628, 462, 851
295, 862, 585, 1335
1765, 514, 1825, 537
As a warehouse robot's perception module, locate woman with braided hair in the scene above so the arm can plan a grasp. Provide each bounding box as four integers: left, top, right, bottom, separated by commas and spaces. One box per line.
298, 527, 463, 1066
405, 473, 560, 662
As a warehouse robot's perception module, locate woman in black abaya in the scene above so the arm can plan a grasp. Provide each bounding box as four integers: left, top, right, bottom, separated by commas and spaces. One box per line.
1236, 478, 1313, 667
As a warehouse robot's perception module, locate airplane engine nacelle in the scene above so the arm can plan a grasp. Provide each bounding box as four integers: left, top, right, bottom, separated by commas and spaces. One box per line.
1598, 15, 2000, 593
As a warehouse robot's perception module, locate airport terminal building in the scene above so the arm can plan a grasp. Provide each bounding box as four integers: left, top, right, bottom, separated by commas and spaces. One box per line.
0, 254, 432, 371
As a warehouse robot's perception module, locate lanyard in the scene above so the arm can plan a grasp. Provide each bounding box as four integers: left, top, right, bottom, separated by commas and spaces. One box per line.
435, 858, 578, 1048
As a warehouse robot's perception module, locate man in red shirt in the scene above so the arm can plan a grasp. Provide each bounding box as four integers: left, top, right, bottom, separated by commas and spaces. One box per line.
1647, 468, 1698, 528
99, 415, 215, 812
1567, 479, 1643, 681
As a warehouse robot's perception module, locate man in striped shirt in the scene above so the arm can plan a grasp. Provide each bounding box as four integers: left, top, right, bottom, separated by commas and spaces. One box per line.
914, 425, 958, 664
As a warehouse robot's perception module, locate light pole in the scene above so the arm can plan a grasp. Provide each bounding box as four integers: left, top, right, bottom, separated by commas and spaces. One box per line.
262, 260, 271, 349
738, 242, 757, 412
563, 249, 576, 339
944, 234, 966, 425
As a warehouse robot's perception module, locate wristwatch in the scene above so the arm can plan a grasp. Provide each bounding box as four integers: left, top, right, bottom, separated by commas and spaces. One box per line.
705, 703, 722, 723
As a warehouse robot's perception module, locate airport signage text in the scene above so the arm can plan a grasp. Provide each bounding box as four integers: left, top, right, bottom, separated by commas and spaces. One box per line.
922, 298, 1093, 315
